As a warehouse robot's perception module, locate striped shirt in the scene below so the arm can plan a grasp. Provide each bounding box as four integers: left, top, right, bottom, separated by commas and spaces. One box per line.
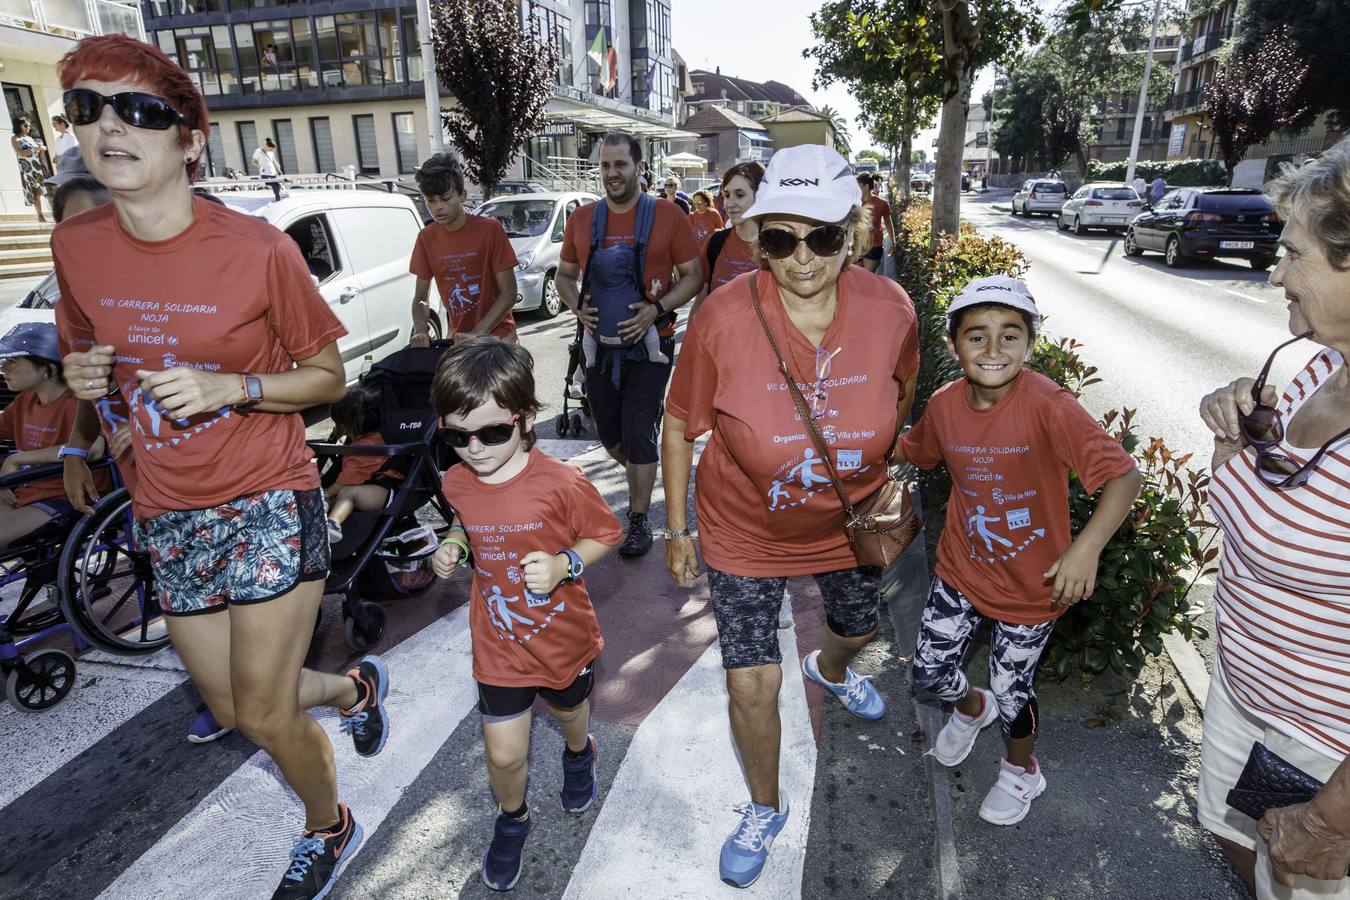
1210, 348, 1350, 759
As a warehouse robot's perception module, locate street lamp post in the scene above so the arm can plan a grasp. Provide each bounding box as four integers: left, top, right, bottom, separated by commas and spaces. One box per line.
1125, 0, 1163, 186
417, 0, 444, 153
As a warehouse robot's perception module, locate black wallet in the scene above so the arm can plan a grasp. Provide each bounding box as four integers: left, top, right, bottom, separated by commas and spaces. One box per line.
1226, 741, 1324, 822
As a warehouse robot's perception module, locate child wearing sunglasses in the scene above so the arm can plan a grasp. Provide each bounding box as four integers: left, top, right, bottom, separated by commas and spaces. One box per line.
429, 337, 622, 892
323, 384, 402, 543
897, 275, 1142, 827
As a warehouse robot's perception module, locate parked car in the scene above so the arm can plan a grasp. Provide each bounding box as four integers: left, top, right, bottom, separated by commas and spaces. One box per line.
910, 174, 933, 193
475, 191, 598, 318
490, 181, 548, 198
1010, 179, 1069, 216
6, 185, 427, 386
1123, 188, 1283, 270
1057, 182, 1144, 235
961, 172, 972, 192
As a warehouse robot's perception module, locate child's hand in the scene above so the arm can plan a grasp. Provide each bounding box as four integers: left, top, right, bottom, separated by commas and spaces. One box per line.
432, 543, 462, 578
1044, 541, 1101, 607
521, 550, 567, 594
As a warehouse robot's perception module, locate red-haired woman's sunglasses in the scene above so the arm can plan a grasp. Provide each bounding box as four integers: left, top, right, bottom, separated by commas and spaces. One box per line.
63, 88, 187, 131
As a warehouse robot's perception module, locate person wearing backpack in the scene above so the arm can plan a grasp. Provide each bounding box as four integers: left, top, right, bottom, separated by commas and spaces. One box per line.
555, 132, 702, 557
692, 161, 765, 317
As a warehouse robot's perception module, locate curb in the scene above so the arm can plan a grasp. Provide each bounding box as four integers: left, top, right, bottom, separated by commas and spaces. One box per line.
1162, 629, 1211, 713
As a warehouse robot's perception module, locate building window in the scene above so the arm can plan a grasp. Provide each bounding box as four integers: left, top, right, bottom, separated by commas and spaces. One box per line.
393, 112, 418, 174
237, 121, 258, 173
402, 13, 424, 82
585, 0, 611, 27
378, 10, 405, 84
205, 121, 227, 177
245, 20, 304, 93
175, 30, 234, 97
532, 5, 573, 87
273, 119, 299, 174
585, 0, 612, 94
1142, 115, 1153, 140
310, 117, 336, 173
1116, 117, 1127, 141
354, 114, 380, 174
233, 23, 262, 95
291, 18, 316, 88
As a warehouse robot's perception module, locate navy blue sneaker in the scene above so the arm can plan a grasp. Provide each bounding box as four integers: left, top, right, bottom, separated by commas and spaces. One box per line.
719, 797, 790, 888
340, 656, 389, 757
481, 808, 532, 892
270, 804, 363, 899
560, 734, 598, 813
186, 708, 233, 744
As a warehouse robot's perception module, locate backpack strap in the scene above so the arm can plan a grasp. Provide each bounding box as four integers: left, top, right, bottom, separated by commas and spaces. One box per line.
633, 192, 657, 297
704, 228, 731, 291
578, 199, 607, 307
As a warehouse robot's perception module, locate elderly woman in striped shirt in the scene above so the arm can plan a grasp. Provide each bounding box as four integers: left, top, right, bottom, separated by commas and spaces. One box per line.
1198, 137, 1350, 900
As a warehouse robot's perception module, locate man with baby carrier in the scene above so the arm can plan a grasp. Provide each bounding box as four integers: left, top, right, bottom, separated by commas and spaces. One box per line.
555, 132, 702, 557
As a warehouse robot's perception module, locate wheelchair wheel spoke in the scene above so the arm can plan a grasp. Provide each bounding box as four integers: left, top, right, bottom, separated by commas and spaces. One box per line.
100, 580, 139, 627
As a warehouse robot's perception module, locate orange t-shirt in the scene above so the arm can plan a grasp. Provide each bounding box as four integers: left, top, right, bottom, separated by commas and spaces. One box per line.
53, 197, 347, 521
900, 371, 1136, 625
867, 196, 892, 249
0, 389, 77, 507
441, 448, 623, 688
667, 268, 920, 577
335, 431, 401, 486
90, 392, 134, 494
690, 208, 724, 246
701, 228, 760, 293
409, 214, 518, 341
561, 197, 700, 338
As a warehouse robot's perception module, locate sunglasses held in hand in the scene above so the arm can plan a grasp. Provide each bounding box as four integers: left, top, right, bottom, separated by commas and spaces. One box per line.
1238, 331, 1350, 488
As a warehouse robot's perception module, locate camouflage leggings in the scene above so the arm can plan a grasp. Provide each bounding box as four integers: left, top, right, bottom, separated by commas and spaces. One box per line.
911, 576, 1056, 739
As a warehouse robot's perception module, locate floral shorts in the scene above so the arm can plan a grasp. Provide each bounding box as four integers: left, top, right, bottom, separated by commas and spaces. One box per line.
137, 488, 330, 616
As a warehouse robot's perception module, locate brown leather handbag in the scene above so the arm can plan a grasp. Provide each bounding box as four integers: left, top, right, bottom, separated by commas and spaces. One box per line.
749, 276, 921, 568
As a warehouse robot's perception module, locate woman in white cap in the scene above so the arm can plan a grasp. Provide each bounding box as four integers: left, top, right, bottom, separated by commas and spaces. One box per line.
661, 143, 921, 887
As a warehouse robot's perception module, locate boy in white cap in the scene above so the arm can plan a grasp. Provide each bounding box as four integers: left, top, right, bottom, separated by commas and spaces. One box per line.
896, 275, 1142, 825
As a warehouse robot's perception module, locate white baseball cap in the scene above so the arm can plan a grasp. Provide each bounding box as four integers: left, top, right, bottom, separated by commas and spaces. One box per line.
742, 144, 861, 223
945, 275, 1041, 326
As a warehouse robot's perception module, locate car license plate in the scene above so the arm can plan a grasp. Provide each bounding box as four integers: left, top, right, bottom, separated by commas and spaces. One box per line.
1105, 217, 1125, 224
1220, 241, 1255, 250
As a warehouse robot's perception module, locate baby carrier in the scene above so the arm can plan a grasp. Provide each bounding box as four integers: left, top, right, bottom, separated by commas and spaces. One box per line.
580, 192, 661, 352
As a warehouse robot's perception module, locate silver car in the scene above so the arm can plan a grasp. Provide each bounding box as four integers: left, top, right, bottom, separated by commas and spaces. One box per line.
1010, 179, 1069, 217
475, 191, 598, 318
1058, 182, 1144, 235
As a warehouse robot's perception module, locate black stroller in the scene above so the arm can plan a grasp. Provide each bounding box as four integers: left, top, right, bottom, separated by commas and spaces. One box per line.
556, 319, 592, 437
309, 343, 457, 651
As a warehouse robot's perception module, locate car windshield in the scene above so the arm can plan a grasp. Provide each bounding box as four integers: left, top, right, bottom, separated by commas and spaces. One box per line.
1093, 187, 1137, 200
478, 199, 555, 238
1034, 183, 1066, 193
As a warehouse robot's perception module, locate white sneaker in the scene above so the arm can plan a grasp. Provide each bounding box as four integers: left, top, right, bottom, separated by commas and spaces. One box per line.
978, 757, 1046, 825
931, 687, 997, 767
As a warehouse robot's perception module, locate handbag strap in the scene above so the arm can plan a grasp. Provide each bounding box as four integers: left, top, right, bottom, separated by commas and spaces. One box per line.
748, 274, 860, 521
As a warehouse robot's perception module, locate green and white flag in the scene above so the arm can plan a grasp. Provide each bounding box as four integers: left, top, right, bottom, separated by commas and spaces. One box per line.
587, 27, 607, 70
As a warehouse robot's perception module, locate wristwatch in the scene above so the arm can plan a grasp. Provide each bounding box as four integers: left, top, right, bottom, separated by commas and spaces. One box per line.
558, 548, 584, 583
58, 445, 90, 460
236, 374, 264, 410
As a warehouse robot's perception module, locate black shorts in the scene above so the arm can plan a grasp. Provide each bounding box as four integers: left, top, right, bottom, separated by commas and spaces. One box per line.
706, 565, 882, 669
862, 245, 884, 262
585, 336, 674, 466
477, 659, 597, 720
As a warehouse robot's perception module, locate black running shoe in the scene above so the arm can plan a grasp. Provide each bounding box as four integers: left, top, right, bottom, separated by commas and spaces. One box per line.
618, 512, 653, 557
271, 804, 364, 900
340, 655, 389, 757
481, 808, 532, 892
560, 734, 599, 813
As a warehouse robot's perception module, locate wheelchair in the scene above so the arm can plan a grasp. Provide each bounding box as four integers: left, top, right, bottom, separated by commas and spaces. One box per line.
0, 456, 164, 712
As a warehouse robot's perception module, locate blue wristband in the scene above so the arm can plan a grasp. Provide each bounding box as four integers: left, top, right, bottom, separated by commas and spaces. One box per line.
58, 445, 90, 460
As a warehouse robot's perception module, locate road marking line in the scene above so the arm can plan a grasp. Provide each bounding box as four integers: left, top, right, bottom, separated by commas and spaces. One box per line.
1219, 287, 1267, 304
563, 589, 815, 899
99, 604, 477, 900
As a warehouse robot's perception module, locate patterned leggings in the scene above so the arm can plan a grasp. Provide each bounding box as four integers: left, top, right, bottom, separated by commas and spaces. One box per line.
911, 576, 1056, 739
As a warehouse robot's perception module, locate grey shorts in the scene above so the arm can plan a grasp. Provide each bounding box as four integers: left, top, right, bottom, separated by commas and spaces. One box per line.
706, 564, 882, 669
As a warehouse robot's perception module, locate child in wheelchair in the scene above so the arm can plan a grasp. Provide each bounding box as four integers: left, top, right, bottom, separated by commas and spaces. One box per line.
0, 322, 98, 548
325, 383, 404, 544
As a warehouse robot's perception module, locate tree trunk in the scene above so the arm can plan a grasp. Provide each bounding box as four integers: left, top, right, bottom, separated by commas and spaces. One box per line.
898, 94, 915, 203
1074, 148, 1088, 183
930, 67, 973, 250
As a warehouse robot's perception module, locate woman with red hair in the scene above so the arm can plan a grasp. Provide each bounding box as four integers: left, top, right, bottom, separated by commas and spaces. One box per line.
53, 35, 386, 900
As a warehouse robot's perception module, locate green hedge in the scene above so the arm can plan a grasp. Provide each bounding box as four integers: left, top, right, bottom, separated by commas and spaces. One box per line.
1086, 158, 1227, 187
892, 198, 1214, 679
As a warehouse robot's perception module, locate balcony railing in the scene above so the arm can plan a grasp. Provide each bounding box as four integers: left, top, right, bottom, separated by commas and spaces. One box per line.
0, 0, 145, 39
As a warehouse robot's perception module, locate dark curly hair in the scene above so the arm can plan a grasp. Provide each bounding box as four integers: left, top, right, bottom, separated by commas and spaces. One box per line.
415, 152, 467, 197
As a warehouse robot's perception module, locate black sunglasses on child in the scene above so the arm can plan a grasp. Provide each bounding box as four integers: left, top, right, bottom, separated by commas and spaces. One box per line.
758, 224, 849, 260
63, 88, 188, 131
1237, 330, 1350, 488
438, 416, 520, 449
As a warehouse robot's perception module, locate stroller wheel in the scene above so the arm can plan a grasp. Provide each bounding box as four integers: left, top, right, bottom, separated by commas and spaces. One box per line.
6, 649, 76, 712
556, 412, 570, 437
569, 413, 585, 434
343, 603, 387, 653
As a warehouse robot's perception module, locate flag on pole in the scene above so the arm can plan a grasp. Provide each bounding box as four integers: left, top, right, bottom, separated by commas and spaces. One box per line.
587, 27, 606, 73
604, 45, 618, 92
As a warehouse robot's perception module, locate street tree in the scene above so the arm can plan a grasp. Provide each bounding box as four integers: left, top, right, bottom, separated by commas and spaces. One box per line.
1233, 0, 1350, 129
432, 0, 558, 199
1204, 26, 1310, 186
854, 80, 939, 199
813, 105, 854, 158
856, 149, 887, 162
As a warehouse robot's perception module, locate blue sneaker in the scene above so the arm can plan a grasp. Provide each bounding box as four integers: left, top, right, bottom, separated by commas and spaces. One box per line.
560, 734, 599, 813
481, 808, 532, 892
802, 650, 887, 720
186, 708, 233, 744
719, 798, 790, 888
340, 656, 389, 757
